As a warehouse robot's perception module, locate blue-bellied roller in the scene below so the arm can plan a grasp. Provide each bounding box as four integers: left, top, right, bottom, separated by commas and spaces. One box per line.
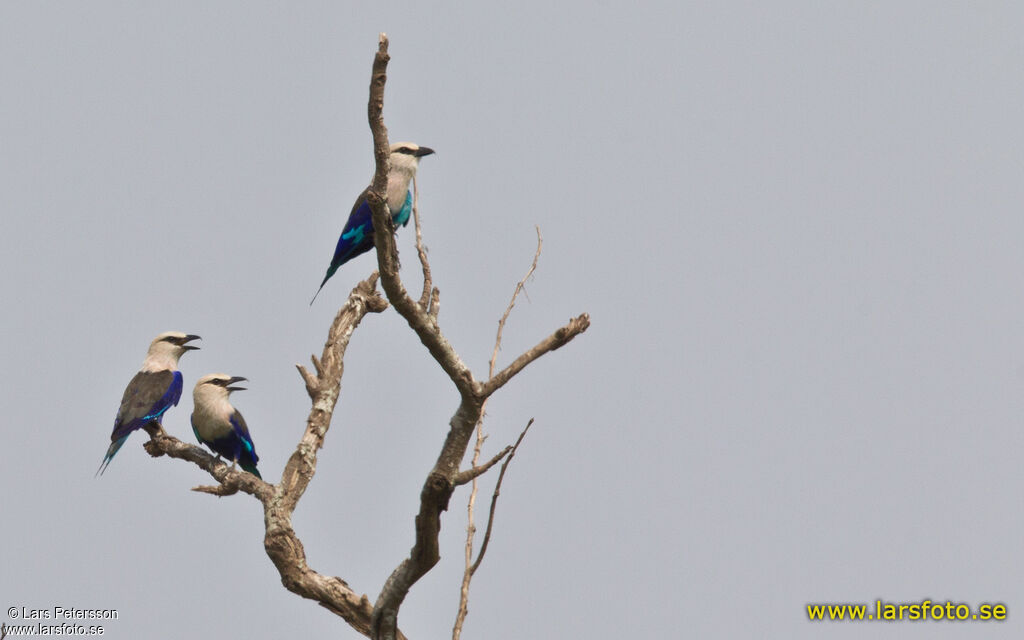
97, 331, 200, 475
191, 373, 261, 479
311, 141, 434, 304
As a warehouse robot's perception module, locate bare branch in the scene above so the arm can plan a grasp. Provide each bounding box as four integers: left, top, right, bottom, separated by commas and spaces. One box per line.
454, 238, 541, 639
374, 398, 485, 640
192, 483, 240, 496
139, 274, 396, 638
460, 230, 549, 640
279, 274, 387, 514
142, 428, 273, 501
482, 313, 591, 397
452, 422, 533, 640
368, 34, 392, 208
454, 427, 483, 640
296, 363, 319, 398
264, 273, 395, 637
364, 33, 486, 640
411, 176, 434, 310
366, 40, 475, 396
490, 226, 543, 373
453, 445, 513, 486
471, 419, 533, 575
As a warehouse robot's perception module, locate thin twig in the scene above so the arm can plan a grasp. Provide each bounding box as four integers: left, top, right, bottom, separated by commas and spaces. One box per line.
455, 416, 487, 640
489, 226, 542, 376
453, 445, 513, 486
412, 176, 434, 310
452, 421, 534, 639
471, 419, 533, 575
453, 231, 542, 640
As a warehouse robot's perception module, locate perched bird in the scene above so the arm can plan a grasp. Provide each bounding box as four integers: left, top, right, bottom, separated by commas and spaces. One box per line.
191, 374, 261, 478
97, 331, 201, 475
311, 141, 435, 304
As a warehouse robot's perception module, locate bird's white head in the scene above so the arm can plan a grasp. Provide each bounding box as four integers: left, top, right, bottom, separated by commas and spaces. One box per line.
389, 141, 435, 171
386, 142, 434, 207
195, 373, 247, 394
142, 331, 201, 372
193, 374, 247, 419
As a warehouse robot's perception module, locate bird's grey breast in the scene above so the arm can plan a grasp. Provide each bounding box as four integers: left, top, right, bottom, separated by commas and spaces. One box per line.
193, 403, 235, 439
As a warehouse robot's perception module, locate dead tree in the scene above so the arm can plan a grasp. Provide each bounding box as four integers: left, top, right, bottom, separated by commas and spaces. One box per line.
141, 34, 590, 640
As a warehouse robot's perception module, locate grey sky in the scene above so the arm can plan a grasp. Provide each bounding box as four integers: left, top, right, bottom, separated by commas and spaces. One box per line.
3, 2, 1023, 638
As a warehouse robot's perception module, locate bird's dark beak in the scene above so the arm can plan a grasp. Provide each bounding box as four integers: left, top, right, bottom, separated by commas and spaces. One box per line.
182, 334, 202, 351
227, 376, 248, 392
414, 146, 435, 157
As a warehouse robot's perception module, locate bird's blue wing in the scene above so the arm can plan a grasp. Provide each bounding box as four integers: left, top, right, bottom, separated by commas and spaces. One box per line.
329, 190, 412, 266
99, 370, 182, 475
111, 370, 182, 442
229, 411, 258, 461
166, 372, 184, 407
229, 410, 261, 478
311, 188, 414, 304
331, 191, 376, 269
311, 190, 374, 304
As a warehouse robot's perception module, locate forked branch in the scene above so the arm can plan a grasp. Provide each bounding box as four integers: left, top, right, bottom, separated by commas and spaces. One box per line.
142, 275, 398, 639
365, 34, 589, 640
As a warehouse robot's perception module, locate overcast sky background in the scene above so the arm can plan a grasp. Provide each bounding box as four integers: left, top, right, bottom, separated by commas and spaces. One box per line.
3, 2, 1024, 639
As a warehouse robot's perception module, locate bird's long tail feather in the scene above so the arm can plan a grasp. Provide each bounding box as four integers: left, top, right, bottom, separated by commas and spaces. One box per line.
310, 269, 335, 306
310, 285, 325, 306
240, 461, 262, 479
96, 436, 128, 477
